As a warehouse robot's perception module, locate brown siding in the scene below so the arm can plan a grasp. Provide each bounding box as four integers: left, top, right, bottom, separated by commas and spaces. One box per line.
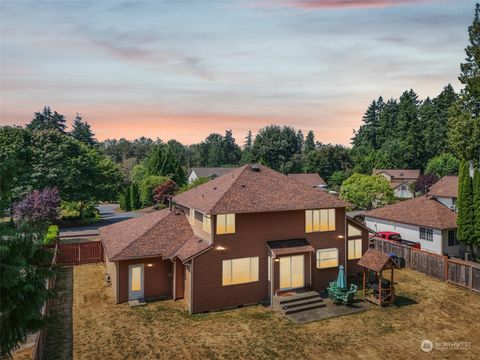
347, 230, 369, 276
117, 257, 172, 303
175, 204, 212, 243
174, 258, 185, 299
191, 208, 347, 313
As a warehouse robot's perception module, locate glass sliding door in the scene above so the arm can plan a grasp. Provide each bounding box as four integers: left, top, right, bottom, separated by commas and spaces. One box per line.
279, 255, 305, 290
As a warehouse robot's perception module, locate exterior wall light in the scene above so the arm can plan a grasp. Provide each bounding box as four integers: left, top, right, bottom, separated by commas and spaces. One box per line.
338, 235, 344, 239
147, 263, 154, 267
274, 258, 280, 262
216, 245, 226, 250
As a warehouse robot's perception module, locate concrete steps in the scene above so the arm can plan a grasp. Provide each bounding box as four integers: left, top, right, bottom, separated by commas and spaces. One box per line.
275, 291, 325, 315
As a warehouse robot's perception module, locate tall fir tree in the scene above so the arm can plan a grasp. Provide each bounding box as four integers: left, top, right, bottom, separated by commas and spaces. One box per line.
473, 168, 480, 249
241, 130, 253, 164
71, 113, 96, 146
304, 130, 316, 153
130, 182, 141, 210
397, 89, 422, 168
27, 106, 67, 133
124, 187, 132, 212
448, 3, 480, 160
457, 161, 475, 253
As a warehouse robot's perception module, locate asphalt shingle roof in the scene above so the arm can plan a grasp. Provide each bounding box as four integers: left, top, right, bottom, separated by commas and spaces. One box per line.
288, 173, 326, 187
174, 164, 346, 214
428, 175, 458, 199
364, 196, 457, 230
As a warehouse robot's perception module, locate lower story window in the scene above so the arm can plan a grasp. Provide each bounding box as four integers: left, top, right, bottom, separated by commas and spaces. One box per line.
448, 230, 459, 246
419, 227, 433, 241
222, 257, 259, 286
348, 239, 362, 260
316, 248, 339, 269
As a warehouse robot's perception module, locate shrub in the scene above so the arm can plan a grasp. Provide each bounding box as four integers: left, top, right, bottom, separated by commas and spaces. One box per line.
59, 201, 98, 220
425, 153, 460, 177
43, 225, 59, 245
130, 182, 141, 210
140, 176, 168, 206
153, 179, 178, 205
14, 188, 60, 225
340, 173, 394, 210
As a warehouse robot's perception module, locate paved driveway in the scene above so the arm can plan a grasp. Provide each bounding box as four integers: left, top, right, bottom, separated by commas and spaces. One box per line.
59, 204, 143, 238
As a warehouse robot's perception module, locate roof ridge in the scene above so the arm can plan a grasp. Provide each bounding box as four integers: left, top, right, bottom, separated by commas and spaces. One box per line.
210, 164, 250, 213
114, 210, 171, 259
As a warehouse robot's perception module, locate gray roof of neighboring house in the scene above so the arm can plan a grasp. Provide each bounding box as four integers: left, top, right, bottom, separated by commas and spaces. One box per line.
188, 167, 237, 179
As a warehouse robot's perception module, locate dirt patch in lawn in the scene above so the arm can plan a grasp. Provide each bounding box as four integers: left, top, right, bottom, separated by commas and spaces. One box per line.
73, 264, 480, 360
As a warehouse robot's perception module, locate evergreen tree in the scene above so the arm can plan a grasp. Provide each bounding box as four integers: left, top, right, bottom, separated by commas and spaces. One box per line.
296, 130, 304, 153
146, 144, 186, 185
130, 182, 141, 210
124, 187, 132, 212
27, 106, 67, 133
241, 130, 254, 164
473, 168, 480, 249
397, 89, 423, 169
376, 99, 398, 147
71, 113, 96, 146
457, 161, 475, 253
448, 4, 480, 160
223, 130, 242, 165
304, 130, 316, 153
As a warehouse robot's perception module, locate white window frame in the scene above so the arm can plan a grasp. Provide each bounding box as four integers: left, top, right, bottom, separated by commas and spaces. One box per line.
202, 214, 211, 234
222, 257, 259, 286
348, 239, 362, 260
419, 227, 433, 241
216, 213, 235, 235
305, 209, 335, 233
316, 248, 339, 269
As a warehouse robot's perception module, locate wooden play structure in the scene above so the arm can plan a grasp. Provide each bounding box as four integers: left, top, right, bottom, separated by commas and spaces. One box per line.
358, 249, 401, 306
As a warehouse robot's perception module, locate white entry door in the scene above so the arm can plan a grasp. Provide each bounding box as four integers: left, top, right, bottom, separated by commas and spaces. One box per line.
128, 264, 144, 300
279, 255, 305, 290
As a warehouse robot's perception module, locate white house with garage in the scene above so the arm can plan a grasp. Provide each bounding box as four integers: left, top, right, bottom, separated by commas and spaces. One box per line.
364, 180, 463, 257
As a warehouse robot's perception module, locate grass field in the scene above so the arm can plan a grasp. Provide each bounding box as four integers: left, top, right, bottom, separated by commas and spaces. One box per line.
72, 263, 479, 360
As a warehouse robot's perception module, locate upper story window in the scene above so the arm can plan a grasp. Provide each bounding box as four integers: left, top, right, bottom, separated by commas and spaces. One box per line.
419, 227, 433, 241
203, 214, 211, 234
347, 224, 362, 237
316, 248, 339, 269
216, 214, 235, 235
305, 209, 335, 233
189, 208, 195, 224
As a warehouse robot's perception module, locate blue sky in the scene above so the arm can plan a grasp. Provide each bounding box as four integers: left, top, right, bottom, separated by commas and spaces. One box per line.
0, 0, 476, 145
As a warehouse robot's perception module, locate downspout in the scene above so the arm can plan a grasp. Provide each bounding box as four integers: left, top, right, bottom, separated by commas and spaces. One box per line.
270, 252, 274, 306
344, 209, 348, 280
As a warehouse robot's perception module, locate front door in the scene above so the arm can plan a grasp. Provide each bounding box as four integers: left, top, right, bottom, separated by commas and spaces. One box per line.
279, 255, 304, 290
128, 264, 144, 300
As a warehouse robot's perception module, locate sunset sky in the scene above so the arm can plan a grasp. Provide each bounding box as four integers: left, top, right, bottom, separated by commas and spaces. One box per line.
0, 0, 476, 146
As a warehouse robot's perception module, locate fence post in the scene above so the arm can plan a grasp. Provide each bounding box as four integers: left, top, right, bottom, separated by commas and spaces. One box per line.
78, 244, 81, 265
469, 264, 473, 290
444, 258, 448, 282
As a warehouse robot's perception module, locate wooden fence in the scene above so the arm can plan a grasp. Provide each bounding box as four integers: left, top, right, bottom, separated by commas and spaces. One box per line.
56, 241, 104, 266
373, 238, 480, 293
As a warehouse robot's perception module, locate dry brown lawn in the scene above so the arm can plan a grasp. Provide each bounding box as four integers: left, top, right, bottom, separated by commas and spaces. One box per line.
73, 264, 480, 360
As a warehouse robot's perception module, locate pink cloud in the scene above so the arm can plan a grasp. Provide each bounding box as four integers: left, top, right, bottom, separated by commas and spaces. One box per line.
255, 0, 433, 10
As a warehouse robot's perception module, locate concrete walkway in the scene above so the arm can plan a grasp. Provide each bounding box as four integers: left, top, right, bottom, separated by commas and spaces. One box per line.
59, 204, 143, 239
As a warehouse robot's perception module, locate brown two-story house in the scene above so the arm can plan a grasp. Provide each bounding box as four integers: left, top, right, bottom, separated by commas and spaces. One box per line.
101, 164, 369, 313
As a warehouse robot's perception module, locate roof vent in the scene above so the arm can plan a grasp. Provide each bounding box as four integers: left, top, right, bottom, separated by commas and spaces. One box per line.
251, 164, 260, 172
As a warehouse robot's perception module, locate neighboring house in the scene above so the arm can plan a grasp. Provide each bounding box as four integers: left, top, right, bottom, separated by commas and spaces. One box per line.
364, 196, 463, 257
372, 169, 421, 198
427, 175, 458, 211
101, 164, 370, 313
187, 167, 237, 183
288, 173, 327, 189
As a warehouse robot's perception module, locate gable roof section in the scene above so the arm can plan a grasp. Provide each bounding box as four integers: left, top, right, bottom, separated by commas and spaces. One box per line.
100, 209, 199, 261
173, 164, 346, 214
188, 167, 237, 179
364, 196, 457, 230
358, 249, 400, 272
428, 175, 458, 198
288, 173, 326, 187
373, 169, 420, 180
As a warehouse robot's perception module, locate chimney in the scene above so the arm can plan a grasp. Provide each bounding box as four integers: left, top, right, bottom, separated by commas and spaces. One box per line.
251, 164, 260, 172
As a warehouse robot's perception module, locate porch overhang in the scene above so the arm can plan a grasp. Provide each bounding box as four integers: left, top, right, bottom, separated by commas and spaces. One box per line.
267, 238, 314, 257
